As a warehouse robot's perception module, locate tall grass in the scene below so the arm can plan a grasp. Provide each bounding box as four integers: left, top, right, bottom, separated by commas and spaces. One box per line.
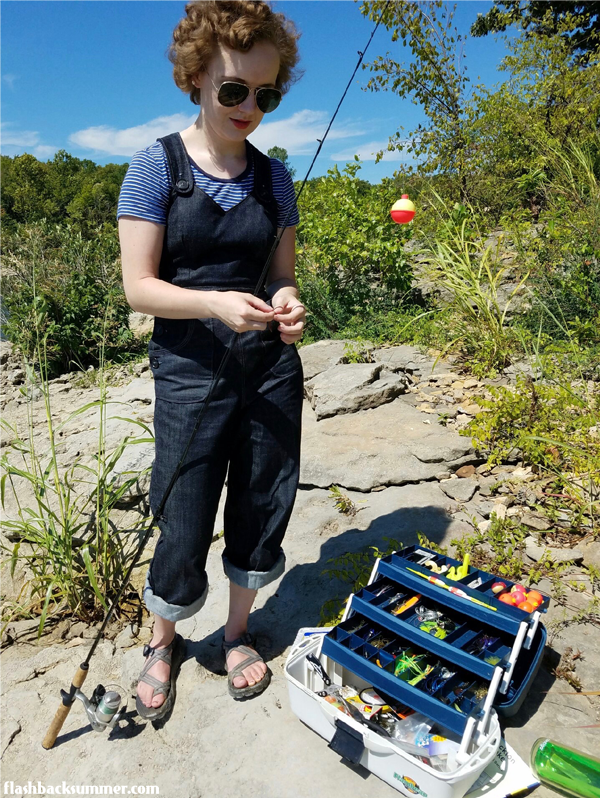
1, 280, 153, 637
462, 142, 600, 537
408, 191, 529, 375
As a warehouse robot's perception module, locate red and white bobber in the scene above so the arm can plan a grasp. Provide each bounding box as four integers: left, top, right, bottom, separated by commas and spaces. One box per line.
390, 194, 415, 224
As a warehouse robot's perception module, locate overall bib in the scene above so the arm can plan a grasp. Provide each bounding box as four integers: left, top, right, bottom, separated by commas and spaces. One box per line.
143, 132, 304, 622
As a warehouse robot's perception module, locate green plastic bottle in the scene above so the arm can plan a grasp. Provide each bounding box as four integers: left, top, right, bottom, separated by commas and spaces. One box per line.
531, 738, 600, 798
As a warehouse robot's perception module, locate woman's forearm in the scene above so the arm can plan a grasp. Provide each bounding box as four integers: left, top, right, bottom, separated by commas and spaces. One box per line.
265, 277, 298, 298
126, 276, 220, 319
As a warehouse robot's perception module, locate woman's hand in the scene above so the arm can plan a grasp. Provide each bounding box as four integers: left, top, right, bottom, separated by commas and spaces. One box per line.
271, 291, 306, 345
209, 291, 275, 332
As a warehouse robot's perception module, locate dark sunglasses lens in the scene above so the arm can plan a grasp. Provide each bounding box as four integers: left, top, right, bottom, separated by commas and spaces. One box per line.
217, 82, 249, 107
256, 88, 281, 113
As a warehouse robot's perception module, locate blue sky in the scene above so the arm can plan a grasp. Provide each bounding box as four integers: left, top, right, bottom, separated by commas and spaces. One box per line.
2, 1, 511, 183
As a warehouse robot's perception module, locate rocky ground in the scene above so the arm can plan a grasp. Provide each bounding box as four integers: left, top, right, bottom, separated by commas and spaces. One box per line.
1, 337, 598, 798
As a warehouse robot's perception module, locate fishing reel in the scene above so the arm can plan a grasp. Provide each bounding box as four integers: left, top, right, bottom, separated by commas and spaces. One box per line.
62, 682, 127, 732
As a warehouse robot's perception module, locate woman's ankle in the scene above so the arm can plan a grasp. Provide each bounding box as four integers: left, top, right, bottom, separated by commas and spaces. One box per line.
150, 616, 176, 648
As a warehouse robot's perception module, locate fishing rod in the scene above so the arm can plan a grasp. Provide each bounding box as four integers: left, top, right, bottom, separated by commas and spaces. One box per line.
42, 0, 391, 749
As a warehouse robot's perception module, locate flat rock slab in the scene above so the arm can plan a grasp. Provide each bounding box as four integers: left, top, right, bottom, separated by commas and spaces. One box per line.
108, 377, 155, 406
372, 344, 438, 376
439, 477, 478, 502
1, 718, 21, 758
525, 537, 584, 564
301, 397, 475, 491
298, 339, 374, 381
305, 363, 408, 419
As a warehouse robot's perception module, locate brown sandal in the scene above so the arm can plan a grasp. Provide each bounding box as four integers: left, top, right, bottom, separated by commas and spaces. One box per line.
222, 632, 271, 700
135, 633, 186, 720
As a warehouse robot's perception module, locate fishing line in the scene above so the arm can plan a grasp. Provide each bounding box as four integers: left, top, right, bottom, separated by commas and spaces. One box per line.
42, 0, 391, 748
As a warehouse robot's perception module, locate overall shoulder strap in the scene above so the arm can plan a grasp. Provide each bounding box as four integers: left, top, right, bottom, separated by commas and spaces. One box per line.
247, 141, 278, 217
156, 132, 194, 197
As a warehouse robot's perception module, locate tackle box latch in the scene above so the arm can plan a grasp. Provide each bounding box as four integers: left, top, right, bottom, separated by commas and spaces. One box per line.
328, 718, 365, 765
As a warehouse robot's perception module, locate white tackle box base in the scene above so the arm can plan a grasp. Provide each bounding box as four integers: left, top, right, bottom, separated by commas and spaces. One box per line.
285, 632, 502, 798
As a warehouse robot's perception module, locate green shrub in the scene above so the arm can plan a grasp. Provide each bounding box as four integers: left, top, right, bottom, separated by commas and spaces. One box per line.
2, 219, 140, 376
514, 141, 600, 347
415, 195, 529, 376
297, 160, 414, 338
464, 375, 599, 533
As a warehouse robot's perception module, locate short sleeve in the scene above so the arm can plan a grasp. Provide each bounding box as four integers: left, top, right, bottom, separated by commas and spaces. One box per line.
270, 159, 299, 228
116, 144, 171, 224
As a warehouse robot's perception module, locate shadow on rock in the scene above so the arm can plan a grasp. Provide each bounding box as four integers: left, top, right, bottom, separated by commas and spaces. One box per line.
503, 646, 559, 729
191, 504, 452, 673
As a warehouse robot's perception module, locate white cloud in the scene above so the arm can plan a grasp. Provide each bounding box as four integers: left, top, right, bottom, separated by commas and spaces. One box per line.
0, 122, 40, 148
248, 110, 365, 155
68, 109, 364, 158
2, 109, 368, 161
68, 114, 195, 156
2, 74, 18, 90
331, 139, 413, 162
34, 145, 61, 160
0, 124, 61, 160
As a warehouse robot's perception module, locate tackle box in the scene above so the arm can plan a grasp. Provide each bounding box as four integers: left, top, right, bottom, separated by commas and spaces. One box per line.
285, 633, 502, 798
285, 546, 549, 798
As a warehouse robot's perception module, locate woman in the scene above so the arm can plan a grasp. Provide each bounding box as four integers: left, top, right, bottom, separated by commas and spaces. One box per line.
117, 0, 304, 720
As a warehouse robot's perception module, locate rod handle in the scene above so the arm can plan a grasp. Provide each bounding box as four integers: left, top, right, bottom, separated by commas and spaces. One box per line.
42, 664, 89, 749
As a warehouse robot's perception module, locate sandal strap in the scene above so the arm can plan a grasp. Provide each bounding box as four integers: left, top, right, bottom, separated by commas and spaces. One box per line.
222, 633, 267, 683
139, 637, 177, 684
222, 632, 254, 653
138, 672, 169, 696
228, 651, 263, 682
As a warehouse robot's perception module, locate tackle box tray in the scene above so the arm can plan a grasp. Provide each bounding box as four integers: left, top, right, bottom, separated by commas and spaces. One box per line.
379, 545, 550, 637
322, 608, 546, 729
322, 545, 548, 732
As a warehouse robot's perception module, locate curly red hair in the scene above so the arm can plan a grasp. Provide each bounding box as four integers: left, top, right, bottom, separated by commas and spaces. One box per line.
168, 1, 302, 105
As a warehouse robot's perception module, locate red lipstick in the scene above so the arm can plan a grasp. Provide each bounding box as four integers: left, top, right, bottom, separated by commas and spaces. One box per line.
231, 119, 251, 129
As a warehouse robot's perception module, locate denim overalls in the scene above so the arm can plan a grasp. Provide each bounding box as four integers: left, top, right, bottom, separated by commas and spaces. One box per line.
143, 132, 304, 622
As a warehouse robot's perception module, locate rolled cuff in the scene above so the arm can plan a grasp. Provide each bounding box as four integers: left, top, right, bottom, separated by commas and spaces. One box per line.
222, 550, 286, 590
143, 571, 209, 622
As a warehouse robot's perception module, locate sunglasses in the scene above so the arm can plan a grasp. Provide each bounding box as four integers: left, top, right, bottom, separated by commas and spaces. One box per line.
208, 75, 282, 114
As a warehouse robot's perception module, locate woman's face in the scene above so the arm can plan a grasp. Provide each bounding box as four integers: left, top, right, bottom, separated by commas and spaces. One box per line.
194, 41, 280, 143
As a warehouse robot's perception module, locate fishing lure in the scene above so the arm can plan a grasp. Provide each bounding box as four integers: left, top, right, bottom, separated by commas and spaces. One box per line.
424, 666, 456, 695
391, 595, 421, 616
380, 591, 408, 609
465, 634, 499, 657
372, 583, 395, 598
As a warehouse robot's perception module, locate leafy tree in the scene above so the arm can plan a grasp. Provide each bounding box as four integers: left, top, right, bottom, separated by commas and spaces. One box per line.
360, 0, 477, 204
468, 18, 600, 217
471, 1, 600, 63
267, 145, 296, 179
0, 154, 54, 228
67, 162, 128, 230
1, 151, 128, 235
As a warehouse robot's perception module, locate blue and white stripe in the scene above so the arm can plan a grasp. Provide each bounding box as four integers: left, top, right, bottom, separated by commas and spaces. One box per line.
117, 140, 299, 228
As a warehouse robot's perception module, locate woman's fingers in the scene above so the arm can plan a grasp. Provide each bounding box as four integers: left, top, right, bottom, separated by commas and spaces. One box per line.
249, 296, 275, 314
273, 303, 305, 323
240, 296, 275, 329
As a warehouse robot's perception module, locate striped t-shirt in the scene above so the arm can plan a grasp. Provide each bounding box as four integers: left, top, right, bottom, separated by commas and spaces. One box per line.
116, 139, 299, 228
